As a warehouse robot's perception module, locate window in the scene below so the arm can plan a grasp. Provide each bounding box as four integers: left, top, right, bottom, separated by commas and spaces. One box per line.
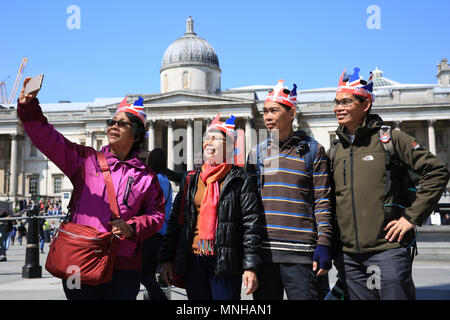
436, 129, 444, 147
183, 71, 189, 89
29, 175, 39, 196
206, 72, 211, 92
96, 139, 103, 151
329, 133, 337, 146
30, 144, 37, 157
164, 74, 168, 92
53, 175, 63, 194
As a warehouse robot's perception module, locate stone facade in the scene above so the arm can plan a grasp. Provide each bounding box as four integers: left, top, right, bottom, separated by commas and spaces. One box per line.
0, 18, 449, 209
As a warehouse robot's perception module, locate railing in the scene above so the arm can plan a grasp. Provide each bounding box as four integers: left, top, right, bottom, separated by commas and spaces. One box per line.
0, 206, 67, 279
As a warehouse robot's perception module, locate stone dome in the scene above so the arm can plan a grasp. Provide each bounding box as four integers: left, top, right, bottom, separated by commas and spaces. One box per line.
372, 67, 400, 87
161, 17, 220, 72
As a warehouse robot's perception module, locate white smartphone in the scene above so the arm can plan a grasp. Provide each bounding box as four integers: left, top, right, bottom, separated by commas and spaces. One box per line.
24, 74, 44, 95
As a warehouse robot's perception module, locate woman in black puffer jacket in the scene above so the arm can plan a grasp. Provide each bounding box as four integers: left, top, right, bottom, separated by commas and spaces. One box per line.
159, 114, 262, 300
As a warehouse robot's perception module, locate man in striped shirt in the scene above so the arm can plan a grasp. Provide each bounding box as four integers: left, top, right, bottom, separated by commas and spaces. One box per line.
246, 80, 334, 300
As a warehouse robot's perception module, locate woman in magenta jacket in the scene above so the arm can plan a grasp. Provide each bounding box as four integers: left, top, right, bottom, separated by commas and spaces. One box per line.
17, 78, 165, 300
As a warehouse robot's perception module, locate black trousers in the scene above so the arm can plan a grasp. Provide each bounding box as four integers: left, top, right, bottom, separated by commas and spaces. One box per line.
141, 233, 168, 300
62, 269, 141, 300
252, 262, 330, 300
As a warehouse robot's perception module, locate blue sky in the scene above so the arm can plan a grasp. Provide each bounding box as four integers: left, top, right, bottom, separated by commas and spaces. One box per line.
2, 0, 449, 103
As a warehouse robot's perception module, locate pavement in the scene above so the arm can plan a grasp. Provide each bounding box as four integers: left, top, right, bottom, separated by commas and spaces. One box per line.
1, 241, 450, 300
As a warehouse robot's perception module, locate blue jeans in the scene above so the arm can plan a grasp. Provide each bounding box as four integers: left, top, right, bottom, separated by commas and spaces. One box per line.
184, 254, 242, 300
62, 269, 141, 300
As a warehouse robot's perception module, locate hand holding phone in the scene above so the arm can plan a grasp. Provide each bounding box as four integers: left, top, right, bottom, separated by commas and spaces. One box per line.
18, 74, 44, 104
24, 74, 44, 95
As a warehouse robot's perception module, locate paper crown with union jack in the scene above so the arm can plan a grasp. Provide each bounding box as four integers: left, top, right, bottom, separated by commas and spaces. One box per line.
265, 80, 297, 109
116, 96, 147, 125
337, 67, 375, 101
206, 113, 237, 141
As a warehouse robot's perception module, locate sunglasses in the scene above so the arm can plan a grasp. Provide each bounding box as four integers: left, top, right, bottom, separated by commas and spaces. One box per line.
106, 119, 133, 128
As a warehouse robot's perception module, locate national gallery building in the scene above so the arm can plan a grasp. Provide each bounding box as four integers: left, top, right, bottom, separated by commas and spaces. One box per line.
0, 17, 449, 208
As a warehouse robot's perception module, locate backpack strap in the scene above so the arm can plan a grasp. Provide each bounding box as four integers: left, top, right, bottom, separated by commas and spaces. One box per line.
304, 137, 318, 210
378, 125, 402, 199
329, 138, 340, 174
294, 132, 319, 209
255, 138, 269, 192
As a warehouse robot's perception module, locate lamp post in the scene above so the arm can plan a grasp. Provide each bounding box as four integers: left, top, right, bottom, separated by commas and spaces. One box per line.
22, 202, 42, 278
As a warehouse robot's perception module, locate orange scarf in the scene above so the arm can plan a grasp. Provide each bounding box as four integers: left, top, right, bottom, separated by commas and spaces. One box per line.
197, 162, 232, 255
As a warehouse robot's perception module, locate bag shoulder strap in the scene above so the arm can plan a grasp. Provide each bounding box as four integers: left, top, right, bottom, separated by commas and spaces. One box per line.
296, 134, 318, 208
96, 151, 120, 220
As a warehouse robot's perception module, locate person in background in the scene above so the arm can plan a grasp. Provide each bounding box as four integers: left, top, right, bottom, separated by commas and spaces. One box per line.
0, 211, 12, 261
141, 147, 173, 300
17, 221, 27, 246
10, 224, 17, 246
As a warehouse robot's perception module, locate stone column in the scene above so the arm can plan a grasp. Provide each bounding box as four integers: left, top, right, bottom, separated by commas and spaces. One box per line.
186, 119, 194, 170
148, 120, 155, 152
245, 117, 254, 159
166, 120, 174, 170
85, 130, 93, 147
9, 134, 18, 198
427, 120, 437, 155
20, 137, 25, 197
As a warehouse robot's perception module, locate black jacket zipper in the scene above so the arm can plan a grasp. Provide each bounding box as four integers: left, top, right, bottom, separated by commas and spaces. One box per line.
350, 145, 361, 253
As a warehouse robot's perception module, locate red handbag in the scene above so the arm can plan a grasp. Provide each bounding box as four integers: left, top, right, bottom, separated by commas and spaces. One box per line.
45, 152, 122, 286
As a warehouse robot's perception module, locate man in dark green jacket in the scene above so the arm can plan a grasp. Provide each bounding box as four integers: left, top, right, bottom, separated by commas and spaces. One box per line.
328, 67, 449, 300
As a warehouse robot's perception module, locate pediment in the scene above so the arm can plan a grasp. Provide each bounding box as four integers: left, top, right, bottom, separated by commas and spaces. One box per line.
129, 90, 254, 106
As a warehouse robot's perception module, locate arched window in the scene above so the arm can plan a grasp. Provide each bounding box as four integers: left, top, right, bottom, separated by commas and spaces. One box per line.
183, 71, 189, 89
164, 73, 168, 92
206, 72, 211, 92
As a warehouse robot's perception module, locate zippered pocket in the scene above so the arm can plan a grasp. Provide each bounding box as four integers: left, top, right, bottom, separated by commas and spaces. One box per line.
57, 228, 104, 241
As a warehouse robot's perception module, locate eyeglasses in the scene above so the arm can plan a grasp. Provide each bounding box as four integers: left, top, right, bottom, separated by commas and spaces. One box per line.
333, 99, 357, 107
106, 119, 133, 128
203, 136, 226, 142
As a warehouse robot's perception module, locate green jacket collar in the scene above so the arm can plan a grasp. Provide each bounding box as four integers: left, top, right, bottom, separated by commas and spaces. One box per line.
336, 114, 385, 145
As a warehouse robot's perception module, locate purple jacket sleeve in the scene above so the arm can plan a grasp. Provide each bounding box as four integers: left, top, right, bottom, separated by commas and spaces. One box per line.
17, 98, 89, 180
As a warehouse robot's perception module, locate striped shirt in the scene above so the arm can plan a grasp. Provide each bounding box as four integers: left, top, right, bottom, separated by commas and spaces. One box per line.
247, 131, 333, 263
